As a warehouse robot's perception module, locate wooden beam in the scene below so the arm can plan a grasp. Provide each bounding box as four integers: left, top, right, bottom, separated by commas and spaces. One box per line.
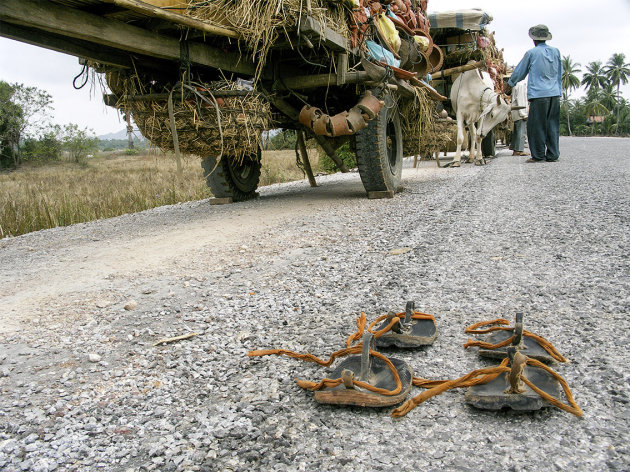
299, 16, 349, 52
296, 129, 318, 188
99, 0, 242, 39
0, 0, 255, 75
277, 71, 368, 90
430, 61, 484, 79
0, 21, 139, 69
337, 52, 348, 86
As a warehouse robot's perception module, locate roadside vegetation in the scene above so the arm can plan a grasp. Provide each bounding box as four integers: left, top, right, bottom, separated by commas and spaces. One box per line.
560, 53, 630, 136
0, 82, 347, 238
0, 146, 332, 239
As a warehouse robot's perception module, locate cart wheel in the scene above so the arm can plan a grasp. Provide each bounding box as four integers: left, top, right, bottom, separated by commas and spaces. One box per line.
481, 129, 496, 157
355, 94, 403, 193
201, 149, 261, 202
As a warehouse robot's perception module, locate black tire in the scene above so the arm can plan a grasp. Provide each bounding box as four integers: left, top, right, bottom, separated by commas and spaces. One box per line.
355, 94, 403, 193
201, 149, 261, 202
481, 129, 496, 157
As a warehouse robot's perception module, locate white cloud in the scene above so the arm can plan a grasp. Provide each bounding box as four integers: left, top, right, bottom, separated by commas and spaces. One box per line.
0, 38, 123, 135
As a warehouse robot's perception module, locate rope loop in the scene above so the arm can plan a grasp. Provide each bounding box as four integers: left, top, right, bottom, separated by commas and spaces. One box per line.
463, 318, 568, 363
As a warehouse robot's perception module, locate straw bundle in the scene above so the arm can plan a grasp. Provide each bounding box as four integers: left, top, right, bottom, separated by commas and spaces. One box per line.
404, 117, 455, 158
184, 0, 350, 81
442, 45, 485, 70
399, 87, 437, 156
106, 72, 271, 160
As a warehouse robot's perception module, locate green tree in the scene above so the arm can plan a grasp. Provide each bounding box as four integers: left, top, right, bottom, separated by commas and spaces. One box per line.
561, 56, 581, 136
0, 82, 23, 168
62, 124, 98, 164
0, 81, 53, 167
584, 98, 609, 136
21, 126, 63, 163
613, 106, 630, 135
599, 84, 618, 112
267, 129, 297, 150
604, 53, 630, 134
581, 61, 607, 94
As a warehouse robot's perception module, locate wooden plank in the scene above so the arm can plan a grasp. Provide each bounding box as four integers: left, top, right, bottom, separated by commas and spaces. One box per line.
278, 71, 368, 90
296, 130, 318, 188
208, 197, 233, 205
337, 52, 348, 86
0, 21, 138, 69
0, 0, 255, 75
367, 190, 395, 199
100, 0, 241, 39
299, 16, 349, 52
430, 61, 484, 80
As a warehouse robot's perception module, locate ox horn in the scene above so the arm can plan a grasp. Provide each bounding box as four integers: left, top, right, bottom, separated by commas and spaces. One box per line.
511, 106, 526, 110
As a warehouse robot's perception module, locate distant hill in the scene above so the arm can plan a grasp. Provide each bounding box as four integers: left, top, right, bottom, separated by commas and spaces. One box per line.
98, 129, 128, 140
99, 129, 147, 140
98, 129, 147, 150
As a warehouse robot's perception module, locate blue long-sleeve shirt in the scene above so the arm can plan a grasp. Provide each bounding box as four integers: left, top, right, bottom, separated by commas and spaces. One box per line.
508, 43, 563, 99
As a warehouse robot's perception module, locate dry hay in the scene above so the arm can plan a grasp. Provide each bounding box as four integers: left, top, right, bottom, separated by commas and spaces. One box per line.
106, 72, 271, 160
399, 88, 441, 157
184, 0, 350, 81
442, 32, 507, 91
442, 45, 485, 70
404, 117, 454, 158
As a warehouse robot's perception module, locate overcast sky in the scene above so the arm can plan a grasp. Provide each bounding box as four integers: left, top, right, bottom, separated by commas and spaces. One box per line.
1, 0, 629, 135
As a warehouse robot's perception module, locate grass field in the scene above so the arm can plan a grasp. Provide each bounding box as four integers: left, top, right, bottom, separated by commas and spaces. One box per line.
0, 148, 322, 238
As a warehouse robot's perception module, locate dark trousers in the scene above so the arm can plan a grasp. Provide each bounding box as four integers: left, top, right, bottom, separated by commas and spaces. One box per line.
527, 96, 560, 161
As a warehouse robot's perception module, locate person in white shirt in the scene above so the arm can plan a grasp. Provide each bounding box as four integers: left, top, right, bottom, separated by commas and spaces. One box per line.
510, 78, 529, 156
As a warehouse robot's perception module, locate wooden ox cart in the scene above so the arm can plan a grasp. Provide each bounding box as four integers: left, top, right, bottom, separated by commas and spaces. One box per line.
1, 0, 452, 201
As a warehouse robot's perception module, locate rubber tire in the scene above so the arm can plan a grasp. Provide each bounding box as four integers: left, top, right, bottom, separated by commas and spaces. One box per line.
355, 94, 403, 193
481, 129, 496, 157
201, 149, 261, 202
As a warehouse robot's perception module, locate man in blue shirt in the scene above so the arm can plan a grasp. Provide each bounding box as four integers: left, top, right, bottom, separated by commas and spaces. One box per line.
507, 25, 563, 162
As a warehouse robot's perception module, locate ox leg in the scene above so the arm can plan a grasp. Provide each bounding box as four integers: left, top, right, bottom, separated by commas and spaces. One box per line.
452, 115, 465, 167
476, 135, 486, 165
467, 123, 477, 163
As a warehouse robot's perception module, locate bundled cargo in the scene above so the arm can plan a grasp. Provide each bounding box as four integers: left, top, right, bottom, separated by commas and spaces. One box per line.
4, 0, 486, 200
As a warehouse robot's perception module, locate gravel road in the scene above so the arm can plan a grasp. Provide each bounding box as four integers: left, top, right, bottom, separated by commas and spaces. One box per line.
1, 137, 629, 472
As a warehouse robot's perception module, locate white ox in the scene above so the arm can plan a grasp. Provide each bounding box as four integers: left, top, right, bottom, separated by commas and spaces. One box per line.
450, 68, 520, 166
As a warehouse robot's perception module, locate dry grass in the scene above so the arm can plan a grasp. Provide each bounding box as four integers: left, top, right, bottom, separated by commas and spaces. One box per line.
260, 148, 321, 186
0, 149, 322, 238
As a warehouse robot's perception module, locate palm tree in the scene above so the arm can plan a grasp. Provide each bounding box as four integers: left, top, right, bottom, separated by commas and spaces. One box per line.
614, 106, 630, 135
581, 61, 607, 94
599, 84, 618, 112
604, 53, 630, 133
584, 99, 609, 136
562, 55, 581, 136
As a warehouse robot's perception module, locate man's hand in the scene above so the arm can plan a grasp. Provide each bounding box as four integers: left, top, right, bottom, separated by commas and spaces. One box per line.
504, 83, 512, 94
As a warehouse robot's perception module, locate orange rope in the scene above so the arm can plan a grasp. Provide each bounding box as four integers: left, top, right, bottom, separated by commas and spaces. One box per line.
391, 358, 582, 418
392, 359, 510, 417
248, 345, 362, 367
522, 358, 582, 417
345, 310, 436, 347
523, 331, 568, 363
464, 318, 511, 334
345, 312, 367, 347
463, 319, 567, 363
297, 350, 404, 396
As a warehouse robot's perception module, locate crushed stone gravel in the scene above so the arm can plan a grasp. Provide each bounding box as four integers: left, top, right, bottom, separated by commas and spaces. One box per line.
1, 137, 629, 471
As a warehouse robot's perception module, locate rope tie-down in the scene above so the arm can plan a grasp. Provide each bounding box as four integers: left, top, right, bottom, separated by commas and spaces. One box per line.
392, 353, 583, 418
249, 311, 413, 397
248, 311, 581, 417
463, 317, 568, 363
